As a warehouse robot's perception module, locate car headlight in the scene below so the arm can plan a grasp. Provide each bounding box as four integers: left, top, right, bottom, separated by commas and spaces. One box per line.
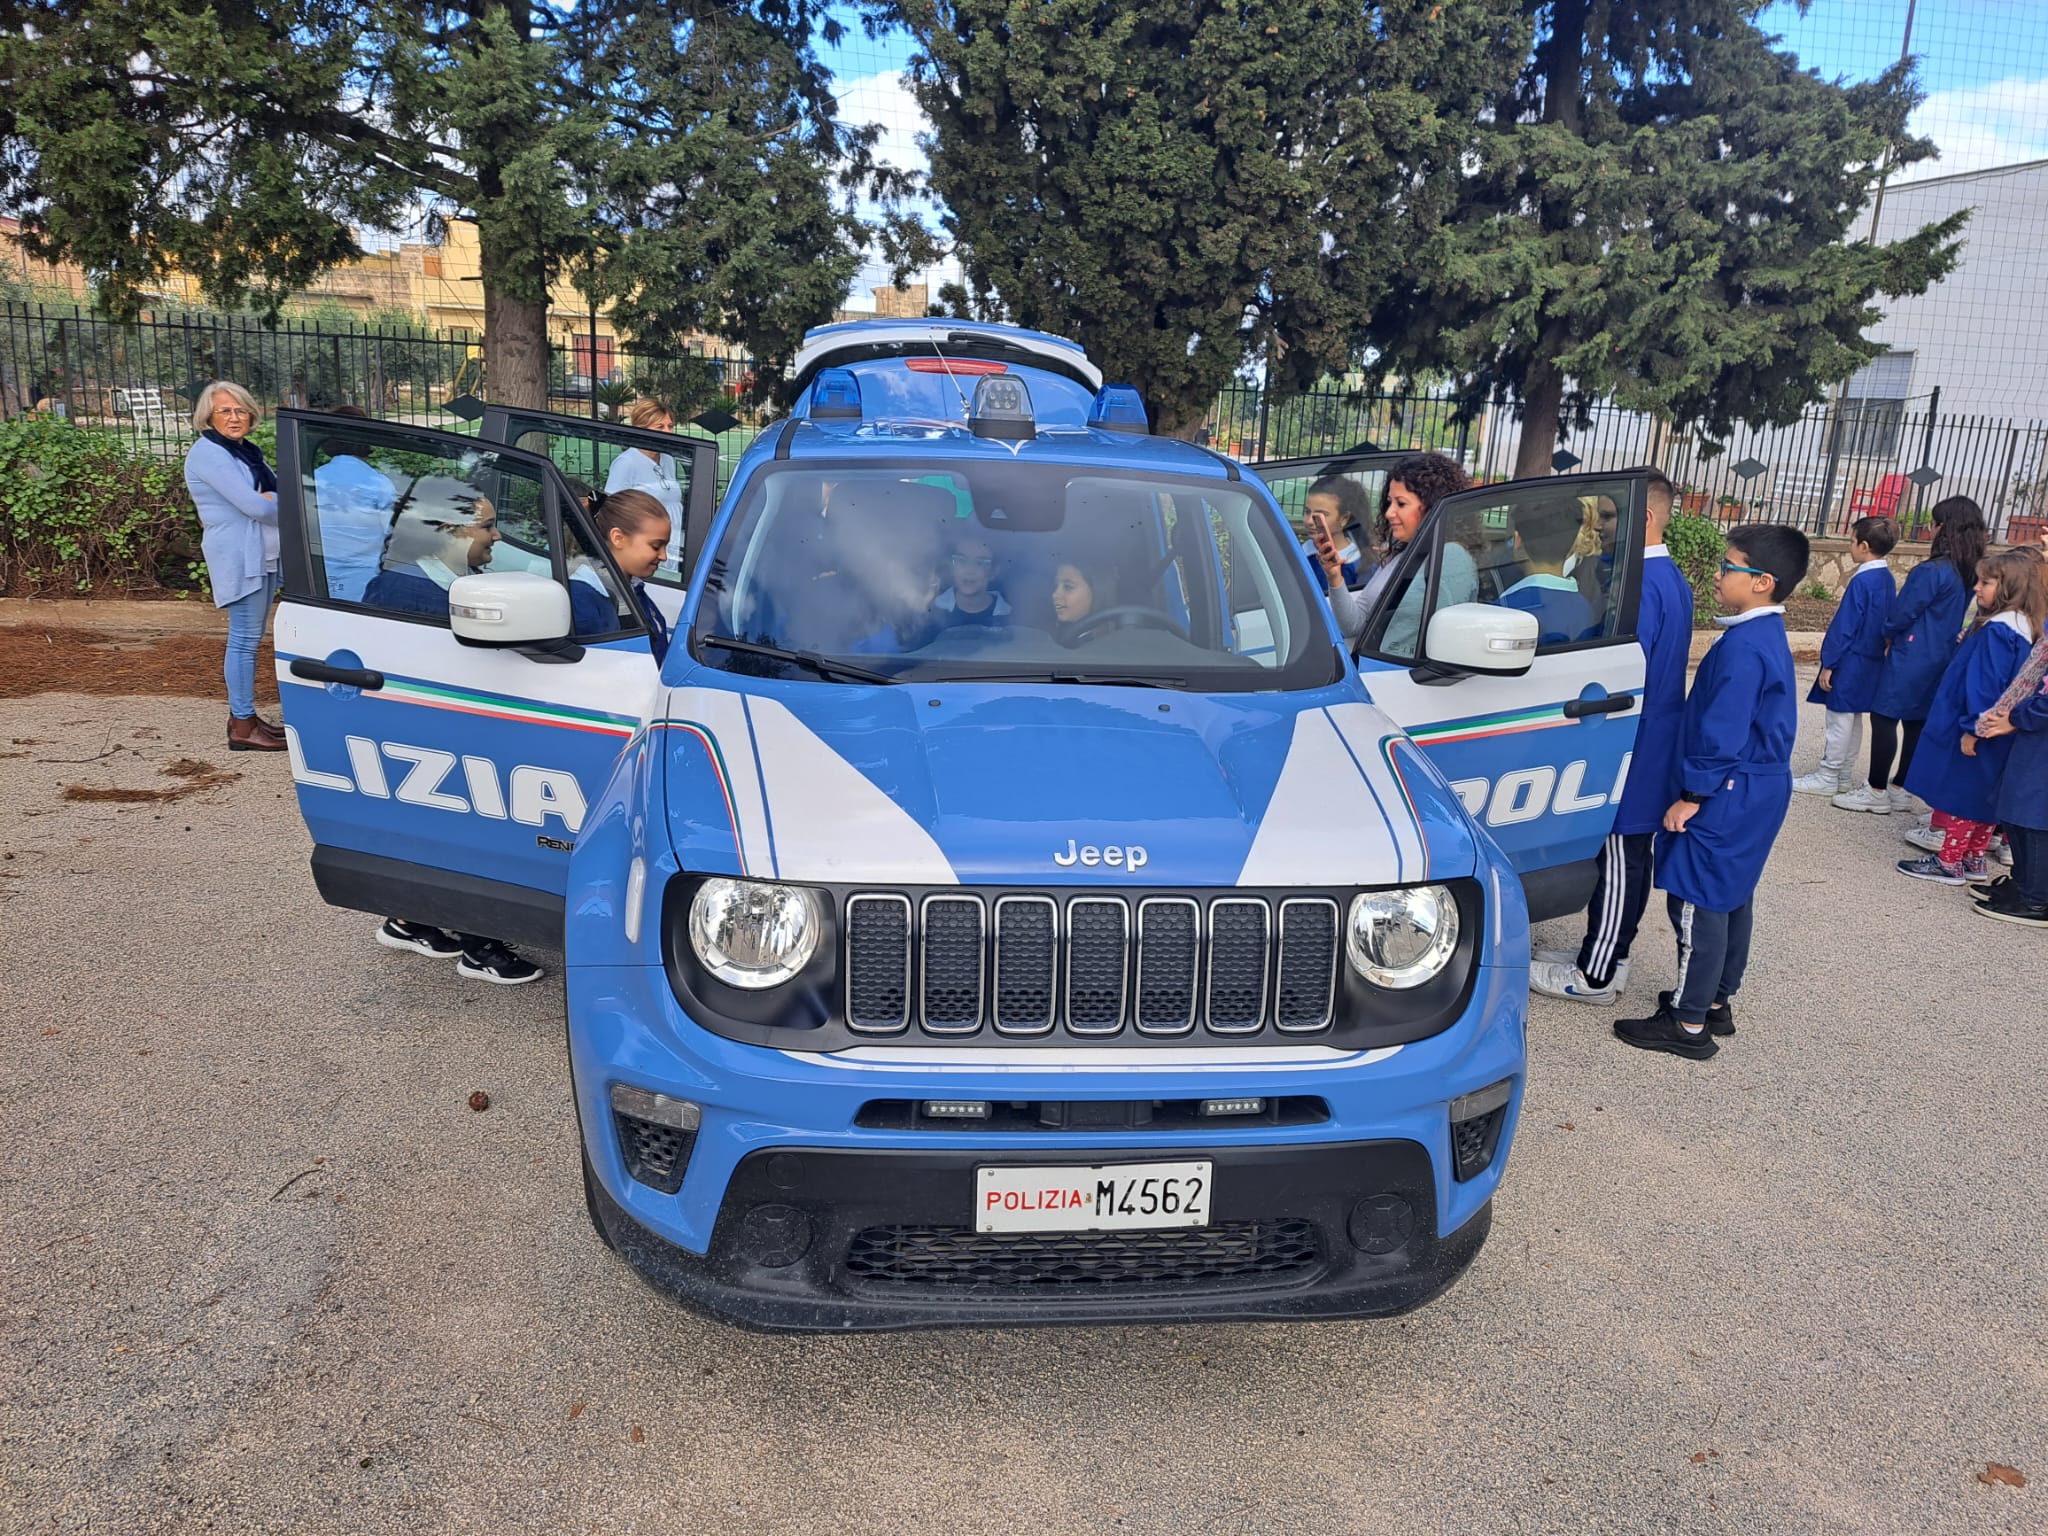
688, 878, 822, 989
1346, 885, 1460, 989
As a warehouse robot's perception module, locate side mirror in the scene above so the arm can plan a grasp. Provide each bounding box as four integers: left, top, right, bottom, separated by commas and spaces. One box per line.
1422, 602, 1539, 678
449, 571, 572, 647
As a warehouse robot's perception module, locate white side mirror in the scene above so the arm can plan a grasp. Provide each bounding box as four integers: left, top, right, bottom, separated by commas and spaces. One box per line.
448, 571, 571, 646
1424, 602, 1539, 676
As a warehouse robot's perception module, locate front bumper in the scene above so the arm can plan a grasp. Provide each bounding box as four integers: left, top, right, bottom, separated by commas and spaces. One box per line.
587, 1137, 1493, 1332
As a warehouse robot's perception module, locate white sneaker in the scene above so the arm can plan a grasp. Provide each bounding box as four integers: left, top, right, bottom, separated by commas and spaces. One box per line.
1993, 837, 2013, 867
1885, 786, 1918, 814
1793, 768, 1845, 796
1831, 785, 1892, 815
1530, 951, 1630, 989
1529, 958, 1621, 1005
1904, 822, 1947, 854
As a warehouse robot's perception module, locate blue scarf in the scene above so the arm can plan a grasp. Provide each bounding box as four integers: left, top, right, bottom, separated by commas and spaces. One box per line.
203, 428, 278, 495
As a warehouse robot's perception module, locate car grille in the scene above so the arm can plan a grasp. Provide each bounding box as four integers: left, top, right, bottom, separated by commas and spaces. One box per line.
841, 1221, 1323, 1291
843, 891, 1340, 1040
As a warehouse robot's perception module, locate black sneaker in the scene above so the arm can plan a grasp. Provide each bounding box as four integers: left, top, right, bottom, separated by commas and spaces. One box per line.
1973, 897, 2048, 929
1615, 1005, 1718, 1060
1969, 874, 2013, 900
376, 918, 465, 958
1659, 988, 1736, 1037
455, 939, 545, 985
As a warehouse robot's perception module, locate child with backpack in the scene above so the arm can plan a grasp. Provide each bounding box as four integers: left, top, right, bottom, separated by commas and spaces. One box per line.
1794, 516, 1896, 800
1897, 550, 2047, 884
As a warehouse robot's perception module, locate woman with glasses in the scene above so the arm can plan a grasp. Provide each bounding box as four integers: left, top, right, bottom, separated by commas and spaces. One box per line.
184, 380, 284, 751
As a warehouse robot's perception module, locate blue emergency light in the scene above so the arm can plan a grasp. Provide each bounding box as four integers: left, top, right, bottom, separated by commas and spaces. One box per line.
1088, 384, 1150, 434
809, 366, 864, 420
969, 373, 1036, 440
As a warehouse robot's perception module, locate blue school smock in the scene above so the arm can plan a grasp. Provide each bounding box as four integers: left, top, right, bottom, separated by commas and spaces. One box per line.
1612, 548, 1697, 836
1655, 608, 1797, 914
1806, 560, 1895, 713
1994, 663, 2048, 831
1870, 558, 1968, 721
1904, 614, 2036, 824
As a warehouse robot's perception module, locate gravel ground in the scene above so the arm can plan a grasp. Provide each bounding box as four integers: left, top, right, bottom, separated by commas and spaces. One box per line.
1, 691, 2040, 1536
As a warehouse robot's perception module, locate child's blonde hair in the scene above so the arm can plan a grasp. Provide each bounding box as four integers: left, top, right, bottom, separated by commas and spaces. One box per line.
1977, 549, 2048, 637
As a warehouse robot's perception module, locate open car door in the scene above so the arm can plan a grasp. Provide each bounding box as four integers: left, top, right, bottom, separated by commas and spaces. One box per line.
272, 410, 666, 948
477, 405, 718, 622
1246, 449, 1410, 594
1351, 470, 1652, 921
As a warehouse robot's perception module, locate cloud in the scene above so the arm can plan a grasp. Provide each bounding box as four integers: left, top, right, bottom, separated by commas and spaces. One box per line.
1901, 74, 2048, 180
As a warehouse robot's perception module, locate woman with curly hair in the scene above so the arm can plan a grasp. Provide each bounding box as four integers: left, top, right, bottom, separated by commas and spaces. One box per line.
1318, 451, 1475, 653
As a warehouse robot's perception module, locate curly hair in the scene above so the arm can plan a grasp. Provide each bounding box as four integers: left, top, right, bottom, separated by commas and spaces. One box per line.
1377, 452, 1472, 551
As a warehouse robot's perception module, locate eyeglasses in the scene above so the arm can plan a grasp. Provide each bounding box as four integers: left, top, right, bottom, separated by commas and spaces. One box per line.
212, 405, 253, 419
950, 555, 994, 569
1719, 559, 1769, 577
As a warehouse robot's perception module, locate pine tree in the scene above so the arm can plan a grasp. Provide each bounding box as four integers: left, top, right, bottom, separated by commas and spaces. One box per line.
1371, 0, 1966, 477
0, 1, 887, 407
874, 0, 1528, 437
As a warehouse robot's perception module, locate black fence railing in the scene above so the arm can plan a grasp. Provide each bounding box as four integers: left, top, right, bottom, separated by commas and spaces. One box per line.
5, 301, 2045, 542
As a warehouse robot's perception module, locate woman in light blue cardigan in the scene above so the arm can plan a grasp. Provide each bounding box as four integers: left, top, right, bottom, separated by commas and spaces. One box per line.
183, 381, 284, 751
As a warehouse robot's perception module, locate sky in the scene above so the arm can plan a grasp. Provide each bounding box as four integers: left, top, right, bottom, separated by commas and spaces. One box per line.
822, 2, 2048, 302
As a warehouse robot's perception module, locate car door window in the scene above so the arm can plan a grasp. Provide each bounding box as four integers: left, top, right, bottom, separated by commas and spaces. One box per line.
479, 407, 717, 589
296, 417, 638, 640
1361, 474, 1644, 664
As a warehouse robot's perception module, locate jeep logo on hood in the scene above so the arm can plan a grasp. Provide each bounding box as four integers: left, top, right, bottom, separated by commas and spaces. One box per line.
1053, 839, 1148, 871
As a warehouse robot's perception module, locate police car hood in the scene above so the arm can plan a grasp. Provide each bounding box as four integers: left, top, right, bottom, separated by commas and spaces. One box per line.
655, 683, 1476, 888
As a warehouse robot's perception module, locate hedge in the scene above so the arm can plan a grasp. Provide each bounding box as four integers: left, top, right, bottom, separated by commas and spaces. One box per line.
0, 416, 204, 596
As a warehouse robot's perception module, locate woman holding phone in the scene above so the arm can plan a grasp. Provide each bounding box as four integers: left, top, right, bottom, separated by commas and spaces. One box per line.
1318, 452, 1475, 650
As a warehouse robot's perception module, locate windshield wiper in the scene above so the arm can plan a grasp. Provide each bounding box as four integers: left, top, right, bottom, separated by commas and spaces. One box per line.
698, 635, 895, 685
935, 670, 1189, 689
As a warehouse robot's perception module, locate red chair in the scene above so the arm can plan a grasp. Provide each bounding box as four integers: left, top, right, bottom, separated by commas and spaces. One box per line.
1845, 474, 1908, 530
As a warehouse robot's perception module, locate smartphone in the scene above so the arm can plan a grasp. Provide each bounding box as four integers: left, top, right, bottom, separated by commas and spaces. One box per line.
1308, 511, 1341, 567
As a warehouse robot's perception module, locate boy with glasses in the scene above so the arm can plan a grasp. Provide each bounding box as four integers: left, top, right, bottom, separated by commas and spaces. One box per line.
930, 535, 1011, 628
1616, 525, 1810, 1060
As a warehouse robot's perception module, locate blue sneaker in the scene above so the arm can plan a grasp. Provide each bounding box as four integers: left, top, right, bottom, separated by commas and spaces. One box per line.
1896, 855, 1967, 886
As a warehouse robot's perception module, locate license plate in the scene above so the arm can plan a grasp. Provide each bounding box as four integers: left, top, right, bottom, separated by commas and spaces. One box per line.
975, 1160, 1213, 1233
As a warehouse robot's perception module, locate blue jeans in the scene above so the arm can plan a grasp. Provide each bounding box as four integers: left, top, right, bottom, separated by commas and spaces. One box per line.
223, 571, 278, 718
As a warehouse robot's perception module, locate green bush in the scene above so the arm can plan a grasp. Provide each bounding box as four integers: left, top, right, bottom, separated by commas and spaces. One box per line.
0, 416, 203, 596
1664, 513, 1726, 623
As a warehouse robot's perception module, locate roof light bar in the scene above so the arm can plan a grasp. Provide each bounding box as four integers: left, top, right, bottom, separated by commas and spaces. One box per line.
808, 366, 863, 420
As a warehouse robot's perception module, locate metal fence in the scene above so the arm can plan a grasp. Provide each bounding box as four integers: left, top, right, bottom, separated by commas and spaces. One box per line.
5, 301, 2045, 542
0, 301, 765, 488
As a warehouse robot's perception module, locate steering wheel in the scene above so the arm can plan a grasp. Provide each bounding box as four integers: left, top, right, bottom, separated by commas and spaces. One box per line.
1070, 605, 1190, 643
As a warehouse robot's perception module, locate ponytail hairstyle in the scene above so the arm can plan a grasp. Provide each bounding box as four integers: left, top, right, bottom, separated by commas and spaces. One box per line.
1928, 496, 1988, 588
592, 487, 670, 546
1978, 548, 2048, 639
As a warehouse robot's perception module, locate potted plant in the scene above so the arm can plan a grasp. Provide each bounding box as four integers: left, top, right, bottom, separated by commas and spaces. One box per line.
1679, 485, 1709, 514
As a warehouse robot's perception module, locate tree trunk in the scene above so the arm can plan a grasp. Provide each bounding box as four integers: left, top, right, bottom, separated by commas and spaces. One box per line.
482, 282, 549, 410
1514, 359, 1565, 478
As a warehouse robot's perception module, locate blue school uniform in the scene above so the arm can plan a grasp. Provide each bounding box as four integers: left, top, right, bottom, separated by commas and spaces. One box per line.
632, 580, 672, 664
1497, 572, 1596, 646
1806, 559, 1895, 713
1903, 614, 2036, 824
1994, 660, 2048, 831
1655, 608, 1797, 913
1613, 548, 1697, 836
1870, 559, 1969, 721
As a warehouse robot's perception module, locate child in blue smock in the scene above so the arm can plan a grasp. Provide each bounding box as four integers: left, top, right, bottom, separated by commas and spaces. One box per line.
1615, 524, 1809, 1061
1793, 516, 1896, 800
1532, 471, 1694, 1004
1973, 634, 2048, 926
1860, 498, 1985, 816
1898, 550, 2046, 884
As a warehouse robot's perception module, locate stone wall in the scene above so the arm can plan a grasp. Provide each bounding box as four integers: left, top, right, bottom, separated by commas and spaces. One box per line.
1800, 537, 1928, 597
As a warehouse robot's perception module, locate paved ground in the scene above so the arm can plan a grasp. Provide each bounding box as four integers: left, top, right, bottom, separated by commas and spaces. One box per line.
1, 691, 2040, 1536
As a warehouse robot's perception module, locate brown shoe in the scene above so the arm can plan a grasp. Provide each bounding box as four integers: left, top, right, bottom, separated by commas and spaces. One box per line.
227, 713, 285, 752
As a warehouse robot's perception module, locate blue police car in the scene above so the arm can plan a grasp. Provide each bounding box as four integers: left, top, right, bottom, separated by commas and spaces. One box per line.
268, 319, 1652, 1330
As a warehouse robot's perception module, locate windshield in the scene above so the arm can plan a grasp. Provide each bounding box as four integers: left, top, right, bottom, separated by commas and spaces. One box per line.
687, 460, 1341, 691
